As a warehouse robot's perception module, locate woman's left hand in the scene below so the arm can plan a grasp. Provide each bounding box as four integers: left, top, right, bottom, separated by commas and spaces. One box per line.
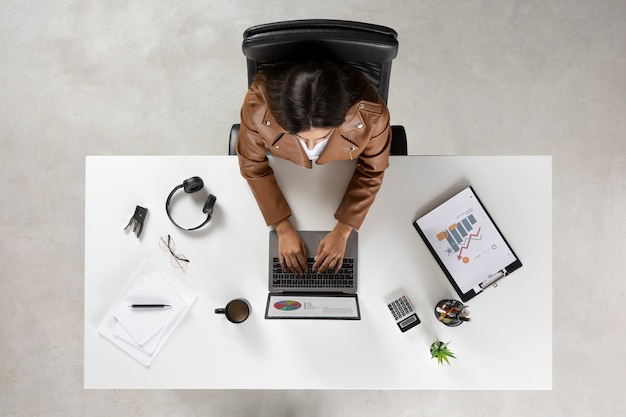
312, 222, 354, 273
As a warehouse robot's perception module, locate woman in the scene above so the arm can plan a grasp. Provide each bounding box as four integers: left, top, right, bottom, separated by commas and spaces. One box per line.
237, 62, 391, 275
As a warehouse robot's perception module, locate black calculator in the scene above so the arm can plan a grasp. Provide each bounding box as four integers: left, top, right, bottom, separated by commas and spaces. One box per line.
387, 294, 421, 332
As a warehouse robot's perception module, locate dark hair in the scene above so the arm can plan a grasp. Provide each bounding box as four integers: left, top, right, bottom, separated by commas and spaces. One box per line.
255, 62, 371, 134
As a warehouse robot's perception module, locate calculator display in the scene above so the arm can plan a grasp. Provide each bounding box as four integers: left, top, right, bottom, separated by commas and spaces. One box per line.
400, 315, 418, 328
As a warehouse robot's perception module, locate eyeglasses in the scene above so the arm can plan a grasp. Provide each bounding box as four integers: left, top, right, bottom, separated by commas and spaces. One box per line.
159, 235, 190, 271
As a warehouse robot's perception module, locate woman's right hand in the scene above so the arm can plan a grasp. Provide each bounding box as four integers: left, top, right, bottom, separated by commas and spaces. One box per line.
274, 219, 308, 275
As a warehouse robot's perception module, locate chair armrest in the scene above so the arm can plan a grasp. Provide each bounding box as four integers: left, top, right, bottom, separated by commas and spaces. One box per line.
390, 125, 407, 155
229, 123, 240, 155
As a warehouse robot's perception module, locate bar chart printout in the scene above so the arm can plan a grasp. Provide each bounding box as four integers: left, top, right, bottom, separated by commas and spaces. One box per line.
437, 212, 482, 264
416, 187, 519, 294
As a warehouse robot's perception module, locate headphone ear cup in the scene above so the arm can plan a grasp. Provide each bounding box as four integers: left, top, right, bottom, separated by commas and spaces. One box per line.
183, 176, 204, 193
203, 194, 217, 215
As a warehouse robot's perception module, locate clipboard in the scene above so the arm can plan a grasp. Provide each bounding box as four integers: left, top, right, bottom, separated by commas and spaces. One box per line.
413, 186, 522, 301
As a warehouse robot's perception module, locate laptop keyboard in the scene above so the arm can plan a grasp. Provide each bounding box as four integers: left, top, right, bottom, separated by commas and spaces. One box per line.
272, 257, 355, 288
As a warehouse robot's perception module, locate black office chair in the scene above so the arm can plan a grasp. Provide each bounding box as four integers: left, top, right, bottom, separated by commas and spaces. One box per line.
229, 19, 407, 156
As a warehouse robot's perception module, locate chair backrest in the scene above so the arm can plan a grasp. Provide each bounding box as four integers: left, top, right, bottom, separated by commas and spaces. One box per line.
241, 19, 399, 103
230, 19, 407, 156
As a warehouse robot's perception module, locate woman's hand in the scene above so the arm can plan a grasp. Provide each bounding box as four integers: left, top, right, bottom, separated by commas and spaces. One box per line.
275, 219, 308, 275
312, 222, 354, 273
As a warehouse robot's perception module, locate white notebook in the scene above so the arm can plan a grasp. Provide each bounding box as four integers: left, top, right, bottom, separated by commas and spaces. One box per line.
98, 260, 197, 366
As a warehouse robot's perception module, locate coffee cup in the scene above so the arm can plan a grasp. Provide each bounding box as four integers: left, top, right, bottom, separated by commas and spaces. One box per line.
215, 298, 251, 323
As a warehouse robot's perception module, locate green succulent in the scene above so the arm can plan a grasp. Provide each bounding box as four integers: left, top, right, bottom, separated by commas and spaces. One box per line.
430, 340, 456, 365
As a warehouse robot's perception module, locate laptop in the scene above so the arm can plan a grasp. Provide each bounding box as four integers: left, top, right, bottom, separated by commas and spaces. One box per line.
264, 230, 361, 320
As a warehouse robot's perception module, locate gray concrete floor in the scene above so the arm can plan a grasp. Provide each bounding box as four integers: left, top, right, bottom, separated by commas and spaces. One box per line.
1, 0, 624, 416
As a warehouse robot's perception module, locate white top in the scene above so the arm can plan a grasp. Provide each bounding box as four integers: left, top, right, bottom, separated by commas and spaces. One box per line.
299, 138, 329, 161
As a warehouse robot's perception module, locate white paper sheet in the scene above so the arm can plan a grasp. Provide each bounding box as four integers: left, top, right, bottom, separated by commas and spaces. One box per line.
266, 294, 359, 319
112, 266, 186, 345
415, 186, 519, 293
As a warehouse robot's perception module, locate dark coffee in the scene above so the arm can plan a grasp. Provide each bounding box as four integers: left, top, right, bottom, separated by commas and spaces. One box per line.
226, 300, 249, 323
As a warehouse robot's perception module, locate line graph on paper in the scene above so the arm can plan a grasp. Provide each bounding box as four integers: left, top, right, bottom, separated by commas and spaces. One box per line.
436, 212, 484, 264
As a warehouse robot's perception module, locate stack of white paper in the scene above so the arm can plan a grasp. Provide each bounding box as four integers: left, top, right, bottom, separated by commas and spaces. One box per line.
98, 260, 197, 366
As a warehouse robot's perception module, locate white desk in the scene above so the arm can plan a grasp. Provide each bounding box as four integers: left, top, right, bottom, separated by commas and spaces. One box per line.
84, 155, 552, 389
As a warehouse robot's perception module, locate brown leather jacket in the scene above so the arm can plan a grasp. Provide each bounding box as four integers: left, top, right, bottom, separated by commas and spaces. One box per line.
237, 81, 391, 229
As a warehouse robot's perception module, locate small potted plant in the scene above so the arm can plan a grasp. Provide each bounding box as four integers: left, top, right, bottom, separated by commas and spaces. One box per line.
430, 339, 456, 365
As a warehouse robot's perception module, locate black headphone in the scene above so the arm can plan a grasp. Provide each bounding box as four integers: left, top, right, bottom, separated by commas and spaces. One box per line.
165, 176, 216, 231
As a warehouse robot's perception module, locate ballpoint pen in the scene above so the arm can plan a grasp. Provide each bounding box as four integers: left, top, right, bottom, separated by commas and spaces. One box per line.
128, 304, 172, 309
